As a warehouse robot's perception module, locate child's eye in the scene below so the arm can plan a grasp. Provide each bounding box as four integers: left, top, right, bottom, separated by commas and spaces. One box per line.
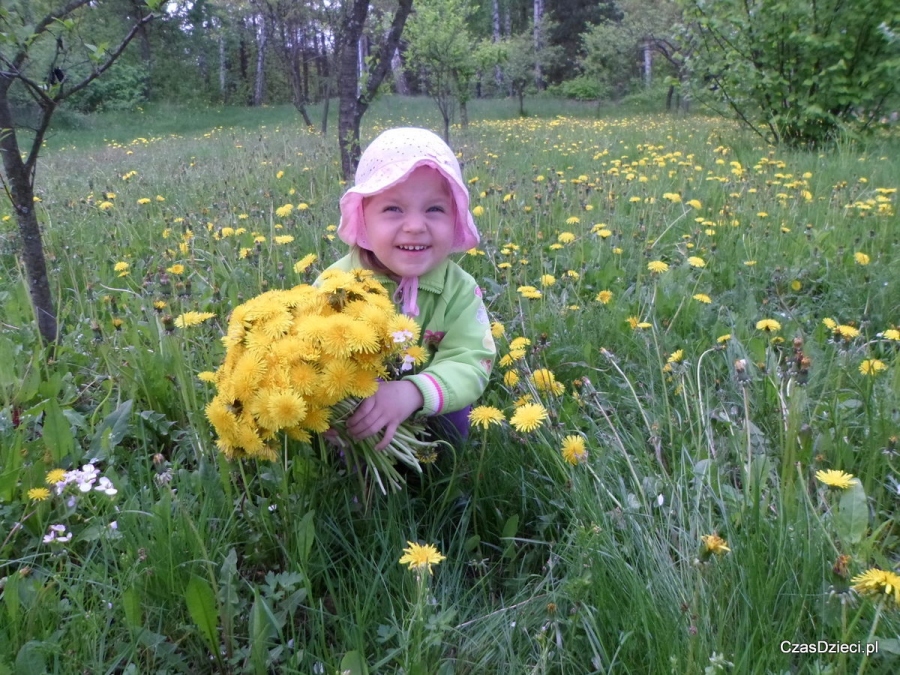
384, 205, 401, 213
427, 205, 446, 213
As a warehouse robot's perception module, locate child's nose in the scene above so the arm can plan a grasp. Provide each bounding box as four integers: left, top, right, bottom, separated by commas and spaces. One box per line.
402, 214, 427, 231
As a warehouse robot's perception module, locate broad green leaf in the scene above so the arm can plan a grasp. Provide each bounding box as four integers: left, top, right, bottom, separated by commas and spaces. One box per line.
249, 591, 278, 674
340, 650, 369, 675
3, 572, 19, 626
89, 399, 134, 457
14, 641, 46, 675
834, 483, 868, 545
42, 399, 74, 463
122, 587, 142, 629
185, 576, 219, 653
294, 510, 316, 564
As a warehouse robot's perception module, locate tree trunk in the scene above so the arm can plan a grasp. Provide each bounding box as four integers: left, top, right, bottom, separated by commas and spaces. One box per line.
337, 0, 413, 179
219, 30, 227, 102
0, 90, 57, 344
254, 13, 267, 106
644, 41, 652, 87
391, 47, 409, 95
533, 0, 544, 90
493, 0, 502, 88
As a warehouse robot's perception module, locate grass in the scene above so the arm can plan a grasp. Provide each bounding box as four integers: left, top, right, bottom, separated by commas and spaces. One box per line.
1, 94, 899, 673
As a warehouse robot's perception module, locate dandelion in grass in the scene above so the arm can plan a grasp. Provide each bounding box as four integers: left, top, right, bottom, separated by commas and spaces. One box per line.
297, 203, 309, 211
693, 293, 712, 304
508, 337, 531, 351
540, 274, 556, 287
701, 534, 730, 557
557, 232, 576, 244
860, 359, 887, 376
667, 350, 684, 364
854, 252, 870, 266
687, 256, 706, 268
647, 260, 669, 273
822, 317, 837, 330
46, 469, 66, 486
566, 216, 580, 224
686, 199, 702, 209
531, 368, 565, 395
756, 319, 781, 333
503, 370, 520, 387
137, 197, 151, 205
293, 253, 317, 274
851, 569, 900, 606
472, 205, 484, 217
595, 290, 613, 304
663, 192, 682, 203
167, 264, 185, 275
490, 321, 505, 339
510, 403, 548, 433
274, 235, 294, 245
835, 325, 860, 339
114, 261, 130, 277
561, 435, 588, 465
717, 334, 731, 344
98, 201, 114, 211
399, 542, 446, 574
174, 312, 215, 328
27, 487, 50, 501
815, 469, 858, 489
469, 406, 505, 430
882, 329, 900, 341
275, 204, 294, 218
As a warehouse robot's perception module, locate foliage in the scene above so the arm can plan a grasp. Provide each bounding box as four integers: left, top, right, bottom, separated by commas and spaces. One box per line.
679, 0, 900, 146
66, 61, 149, 112
1, 97, 899, 672
500, 25, 563, 115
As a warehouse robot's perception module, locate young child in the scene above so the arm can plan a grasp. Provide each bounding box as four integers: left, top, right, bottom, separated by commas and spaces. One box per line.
318, 127, 496, 451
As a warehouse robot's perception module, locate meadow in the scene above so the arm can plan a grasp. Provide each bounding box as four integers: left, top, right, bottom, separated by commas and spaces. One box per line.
1, 96, 898, 674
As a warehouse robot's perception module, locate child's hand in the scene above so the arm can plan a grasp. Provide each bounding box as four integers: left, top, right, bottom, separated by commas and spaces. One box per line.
346, 380, 424, 451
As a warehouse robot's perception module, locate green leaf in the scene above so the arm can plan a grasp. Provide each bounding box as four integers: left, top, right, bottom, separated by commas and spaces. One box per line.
122, 587, 142, 629
185, 576, 219, 653
294, 510, 316, 564
3, 572, 19, 627
834, 483, 868, 545
14, 641, 46, 675
250, 590, 278, 674
89, 399, 134, 457
340, 650, 369, 675
42, 399, 74, 463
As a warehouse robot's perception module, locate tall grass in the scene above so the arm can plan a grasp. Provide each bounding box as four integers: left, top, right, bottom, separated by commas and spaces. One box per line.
1, 96, 898, 673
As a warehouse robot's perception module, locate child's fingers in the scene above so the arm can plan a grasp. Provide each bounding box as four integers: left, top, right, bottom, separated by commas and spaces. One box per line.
374, 421, 398, 451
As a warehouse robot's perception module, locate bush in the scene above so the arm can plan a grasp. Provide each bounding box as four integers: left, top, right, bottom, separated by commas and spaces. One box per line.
556, 76, 608, 102
67, 61, 148, 113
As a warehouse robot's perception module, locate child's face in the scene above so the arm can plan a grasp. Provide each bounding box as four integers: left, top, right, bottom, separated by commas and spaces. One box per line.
363, 166, 455, 278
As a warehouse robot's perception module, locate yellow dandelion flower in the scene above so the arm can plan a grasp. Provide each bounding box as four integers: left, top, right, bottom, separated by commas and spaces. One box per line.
174, 311, 216, 328
114, 261, 130, 274
557, 232, 576, 244
46, 469, 67, 485
667, 350, 684, 364
262, 391, 308, 430
540, 274, 556, 287
531, 368, 562, 394
663, 192, 682, 203
491, 322, 505, 339
882, 329, 899, 341
595, 290, 613, 304
686, 199, 702, 209
693, 293, 712, 304
851, 569, 900, 606
275, 235, 294, 245
561, 435, 588, 465
469, 406, 506, 430
509, 403, 548, 433
275, 204, 294, 218
137, 198, 151, 205
756, 319, 781, 333
299, 406, 331, 433
404, 345, 429, 366
647, 260, 669, 273
167, 264, 185, 275
854, 252, 870, 266
472, 205, 485, 217
28, 487, 51, 501
822, 318, 837, 330
717, 334, 731, 343
98, 201, 114, 211
503, 370, 520, 387
815, 469, 857, 489
399, 542, 445, 574
701, 534, 730, 557
687, 256, 706, 268
566, 216, 580, 224
197, 371, 217, 382
859, 359, 886, 376
835, 325, 860, 339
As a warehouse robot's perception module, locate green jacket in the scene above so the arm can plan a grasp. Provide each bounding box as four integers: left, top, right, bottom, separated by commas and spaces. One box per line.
320, 250, 496, 415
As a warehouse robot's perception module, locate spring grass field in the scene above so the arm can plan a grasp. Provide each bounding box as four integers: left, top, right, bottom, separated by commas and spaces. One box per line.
1, 96, 899, 674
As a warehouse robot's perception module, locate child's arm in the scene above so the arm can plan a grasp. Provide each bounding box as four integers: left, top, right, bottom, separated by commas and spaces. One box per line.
404, 281, 496, 416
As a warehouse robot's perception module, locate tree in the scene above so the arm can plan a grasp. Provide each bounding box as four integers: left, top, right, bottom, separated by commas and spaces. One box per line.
336, 0, 413, 179
678, 0, 900, 145
0, 0, 156, 344
405, 0, 478, 142
503, 23, 561, 115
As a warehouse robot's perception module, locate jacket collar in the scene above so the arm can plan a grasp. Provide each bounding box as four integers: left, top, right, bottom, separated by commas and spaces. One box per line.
349, 249, 448, 294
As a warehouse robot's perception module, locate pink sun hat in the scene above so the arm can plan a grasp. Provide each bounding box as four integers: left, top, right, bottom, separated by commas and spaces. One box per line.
338, 127, 480, 253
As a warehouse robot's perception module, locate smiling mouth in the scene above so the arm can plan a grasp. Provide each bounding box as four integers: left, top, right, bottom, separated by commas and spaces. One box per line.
397, 245, 429, 251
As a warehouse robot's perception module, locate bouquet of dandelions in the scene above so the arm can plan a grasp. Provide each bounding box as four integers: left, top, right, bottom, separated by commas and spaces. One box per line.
204, 268, 437, 493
